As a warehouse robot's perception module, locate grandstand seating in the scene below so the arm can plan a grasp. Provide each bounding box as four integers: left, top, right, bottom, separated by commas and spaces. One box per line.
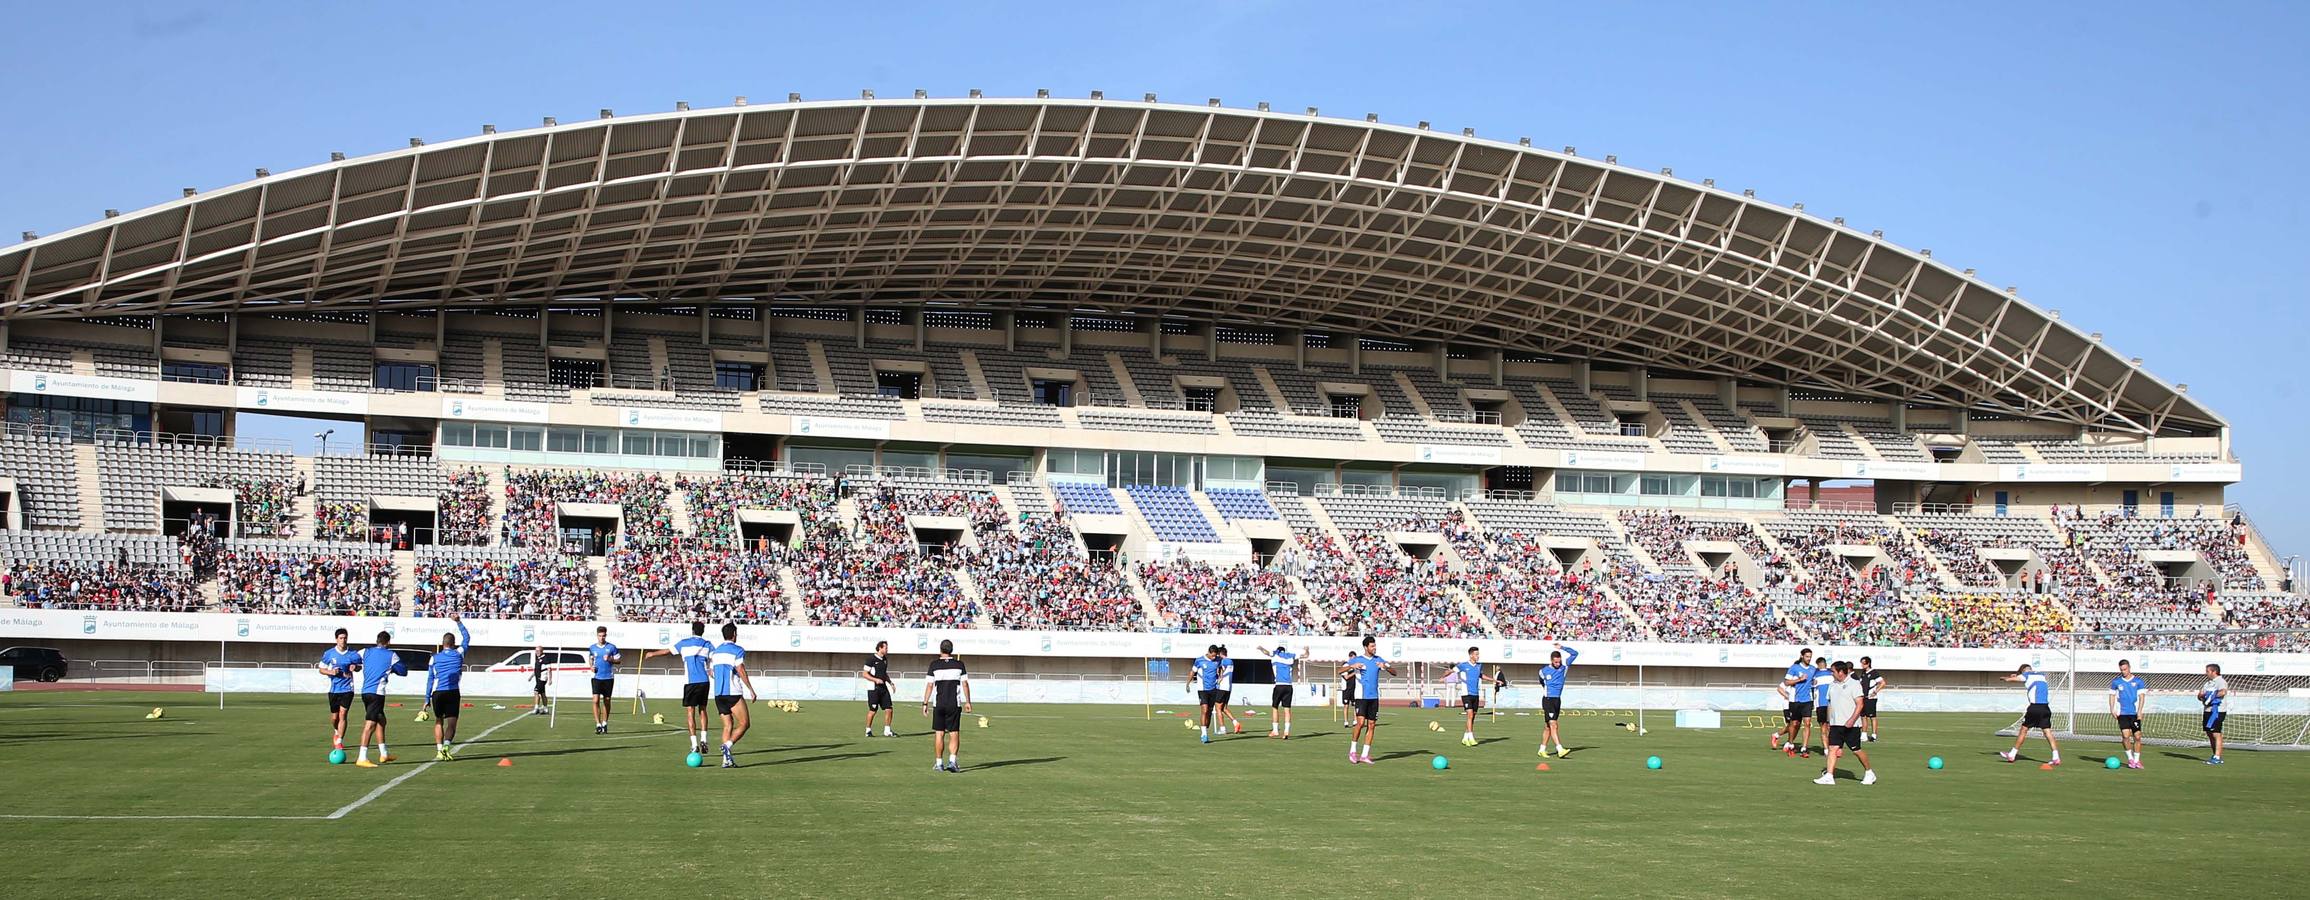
414, 545, 598, 620
1205, 488, 1279, 521
95, 438, 299, 533
1049, 481, 1122, 516
1123, 485, 1220, 542
3, 426, 81, 528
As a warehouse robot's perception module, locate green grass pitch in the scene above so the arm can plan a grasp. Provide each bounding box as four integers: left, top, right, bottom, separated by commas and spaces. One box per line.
3, 692, 2307, 898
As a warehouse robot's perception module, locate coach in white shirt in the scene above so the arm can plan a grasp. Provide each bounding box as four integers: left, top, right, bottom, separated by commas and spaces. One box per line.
1814, 660, 1877, 786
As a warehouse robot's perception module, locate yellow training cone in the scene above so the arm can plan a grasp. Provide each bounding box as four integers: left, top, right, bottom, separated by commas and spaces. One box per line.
145, 707, 164, 720
978, 716, 989, 728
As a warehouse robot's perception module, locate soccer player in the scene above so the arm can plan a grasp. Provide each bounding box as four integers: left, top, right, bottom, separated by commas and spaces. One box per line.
349, 630, 407, 768
861, 640, 896, 738
1999, 663, 2061, 765
1214, 644, 1244, 735
1444, 646, 1484, 747
588, 626, 621, 734
423, 614, 472, 761
1811, 662, 1836, 747
1812, 660, 1876, 786
2199, 663, 2229, 765
1536, 644, 1578, 758
2109, 659, 2148, 769
1856, 656, 1887, 742
1190, 645, 1224, 743
1343, 635, 1394, 764
923, 639, 971, 772
316, 627, 360, 750
1256, 642, 1300, 739
529, 645, 551, 716
710, 623, 755, 769
1771, 648, 1817, 756
645, 623, 715, 755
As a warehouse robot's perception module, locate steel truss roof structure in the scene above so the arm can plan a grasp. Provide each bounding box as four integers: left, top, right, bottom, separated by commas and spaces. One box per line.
0, 97, 2216, 434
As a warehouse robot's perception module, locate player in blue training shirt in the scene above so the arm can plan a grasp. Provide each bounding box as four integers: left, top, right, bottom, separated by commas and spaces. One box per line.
1257, 642, 1303, 739
316, 627, 362, 751
1772, 648, 1817, 756
588, 625, 621, 735
1342, 635, 1396, 764
349, 630, 407, 767
646, 622, 717, 756
2199, 663, 2229, 766
422, 614, 472, 761
1999, 663, 2062, 765
1213, 645, 1245, 736
1811, 663, 1837, 751
2108, 659, 2148, 769
1536, 644, 1579, 758
1439, 646, 1486, 747
1189, 645, 1226, 743
709, 624, 756, 769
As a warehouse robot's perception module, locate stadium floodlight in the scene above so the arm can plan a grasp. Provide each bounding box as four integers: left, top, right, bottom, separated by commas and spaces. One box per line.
1307, 107, 1317, 115
1519, 137, 1531, 146
787, 93, 800, 102
482, 124, 496, 134
1417, 120, 1429, 129
1604, 154, 1615, 163
1563, 145, 1575, 154
1259, 102, 1271, 111
1703, 179, 1714, 187
314, 429, 335, 456
410, 138, 423, 147
676, 101, 690, 111
182, 188, 197, 197
598, 108, 613, 118
543, 117, 556, 126
19, 231, 33, 242
1366, 113, 1378, 122
1463, 127, 1475, 137
104, 209, 118, 218
255, 168, 269, 178
859, 90, 873, 100
330, 152, 345, 161
1209, 98, 1221, 107
968, 90, 981, 99
1090, 90, 1103, 99
1659, 167, 1671, 175
1036, 89, 1049, 98
735, 95, 748, 106
1146, 93, 1158, 102
916, 90, 929, 100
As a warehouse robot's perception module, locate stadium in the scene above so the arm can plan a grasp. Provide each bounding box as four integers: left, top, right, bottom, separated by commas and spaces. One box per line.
2, 95, 2304, 896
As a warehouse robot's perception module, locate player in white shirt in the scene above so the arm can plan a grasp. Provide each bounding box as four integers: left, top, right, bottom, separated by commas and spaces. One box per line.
1812, 660, 1876, 786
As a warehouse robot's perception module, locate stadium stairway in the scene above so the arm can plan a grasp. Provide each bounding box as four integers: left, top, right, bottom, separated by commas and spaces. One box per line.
70, 442, 99, 530
950, 569, 988, 627
1185, 490, 1231, 540
957, 349, 991, 400
480, 339, 505, 397
1447, 585, 1505, 638
1602, 515, 1670, 573
1248, 365, 1292, 411
834, 496, 861, 536
1738, 514, 1812, 583
1886, 519, 1965, 590
586, 556, 615, 620
1669, 398, 1737, 454
646, 336, 670, 388
1102, 351, 1145, 406
667, 488, 693, 536
778, 566, 808, 624
484, 467, 507, 537
804, 342, 836, 394
1386, 371, 1436, 419
1119, 565, 1167, 627
1285, 573, 1332, 633
392, 550, 416, 616
291, 457, 317, 540
289, 346, 315, 390
1104, 487, 1159, 548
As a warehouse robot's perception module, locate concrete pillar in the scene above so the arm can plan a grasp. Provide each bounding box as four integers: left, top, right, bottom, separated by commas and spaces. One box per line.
1630, 366, 1648, 402
603, 306, 618, 380
1058, 317, 1072, 356
1142, 316, 1162, 357
760, 303, 774, 345
910, 308, 925, 353
1489, 348, 1505, 386
536, 303, 549, 348
1717, 378, 1738, 411
1433, 343, 1448, 381
1571, 359, 1591, 395
1348, 336, 1362, 375
1203, 323, 1218, 362
229, 313, 241, 355
700, 304, 712, 347
1287, 328, 1306, 369
436, 310, 447, 350
1890, 401, 1907, 433
998, 311, 1017, 351
852, 308, 866, 349
1775, 385, 1791, 416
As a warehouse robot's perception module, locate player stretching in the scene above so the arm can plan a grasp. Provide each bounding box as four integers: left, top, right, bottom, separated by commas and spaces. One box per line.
588, 626, 621, 734
710, 624, 755, 768
2200, 663, 2229, 765
1445, 647, 1484, 747
1190, 646, 1224, 743
646, 623, 715, 755
1344, 635, 1394, 765
2108, 659, 2147, 769
1215, 645, 1244, 735
923, 639, 971, 772
1771, 649, 1817, 756
317, 627, 360, 750
1536, 644, 1578, 758
1999, 663, 2061, 765
861, 640, 896, 738
350, 630, 407, 768
1257, 642, 1300, 739
1812, 661, 1876, 786
423, 614, 472, 761
1856, 656, 1887, 742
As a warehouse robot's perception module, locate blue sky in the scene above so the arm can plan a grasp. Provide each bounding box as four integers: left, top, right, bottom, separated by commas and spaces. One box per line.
3, 2, 2303, 555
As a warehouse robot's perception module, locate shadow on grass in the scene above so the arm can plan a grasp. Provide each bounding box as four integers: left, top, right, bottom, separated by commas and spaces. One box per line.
0, 730, 214, 745
495, 744, 646, 760
759, 751, 888, 766
969, 756, 1065, 770
1375, 749, 1432, 762
763, 743, 851, 753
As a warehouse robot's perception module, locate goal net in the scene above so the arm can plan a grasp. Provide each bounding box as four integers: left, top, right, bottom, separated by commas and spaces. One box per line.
1996, 630, 2310, 751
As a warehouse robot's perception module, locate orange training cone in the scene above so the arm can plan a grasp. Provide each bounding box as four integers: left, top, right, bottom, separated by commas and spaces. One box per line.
497, 758, 513, 767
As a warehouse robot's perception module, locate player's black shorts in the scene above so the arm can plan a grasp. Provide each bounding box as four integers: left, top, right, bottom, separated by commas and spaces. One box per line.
932, 706, 963, 732
362, 693, 386, 723
1543, 696, 1563, 721
1786, 701, 1813, 723
532, 679, 547, 696
2022, 703, 2053, 730
1861, 699, 1879, 717
716, 695, 742, 715
328, 691, 354, 713
1354, 698, 1380, 721
1827, 725, 1862, 751
868, 686, 893, 711
2204, 711, 2226, 735
1218, 690, 1233, 706
1462, 694, 1482, 711
680, 682, 709, 709
2116, 714, 2142, 733
433, 690, 461, 717
1815, 703, 1831, 724
1197, 689, 1219, 705
591, 677, 614, 698
1271, 685, 1293, 708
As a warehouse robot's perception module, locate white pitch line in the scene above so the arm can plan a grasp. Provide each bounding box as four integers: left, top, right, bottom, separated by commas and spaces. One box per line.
326, 711, 530, 820
0, 813, 327, 821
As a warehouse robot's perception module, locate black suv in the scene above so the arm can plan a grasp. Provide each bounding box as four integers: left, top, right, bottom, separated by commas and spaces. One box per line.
0, 646, 68, 682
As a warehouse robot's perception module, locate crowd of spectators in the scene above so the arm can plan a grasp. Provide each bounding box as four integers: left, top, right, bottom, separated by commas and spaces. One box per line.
1912, 528, 2006, 588
1139, 560, 1310, 634
1453, 528, 1644, 640
215, 549, 396, 616
1619, 510, 1794, 586
678, 473, 839, 548
414, 553, 598, 620
4, 560, 203, 611
1914, 592, 2076, 647
1607, 557, 1796, 643
436, 468, 493, 546
503, 469, 674, 552
315, 501, 368, 543
964, 516, 1142, 631
609, 545, 789, 624
794, 496, 978, 628
1776, 591, 1934, 646
208, 477, 299, 539
1297, 527, 1483, 638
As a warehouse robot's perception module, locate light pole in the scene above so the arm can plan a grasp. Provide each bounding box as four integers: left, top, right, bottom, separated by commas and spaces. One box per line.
314, 428, 335, 457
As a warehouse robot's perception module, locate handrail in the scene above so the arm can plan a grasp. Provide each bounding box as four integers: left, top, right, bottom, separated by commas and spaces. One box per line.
93, 427, 295, 455
0, 421, 70, 441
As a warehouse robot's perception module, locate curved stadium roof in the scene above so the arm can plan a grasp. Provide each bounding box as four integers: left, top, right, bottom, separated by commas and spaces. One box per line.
0, 96, 2216, 435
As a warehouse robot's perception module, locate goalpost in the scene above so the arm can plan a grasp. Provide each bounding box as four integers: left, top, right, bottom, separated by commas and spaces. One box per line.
1997, 629, 2310, 751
